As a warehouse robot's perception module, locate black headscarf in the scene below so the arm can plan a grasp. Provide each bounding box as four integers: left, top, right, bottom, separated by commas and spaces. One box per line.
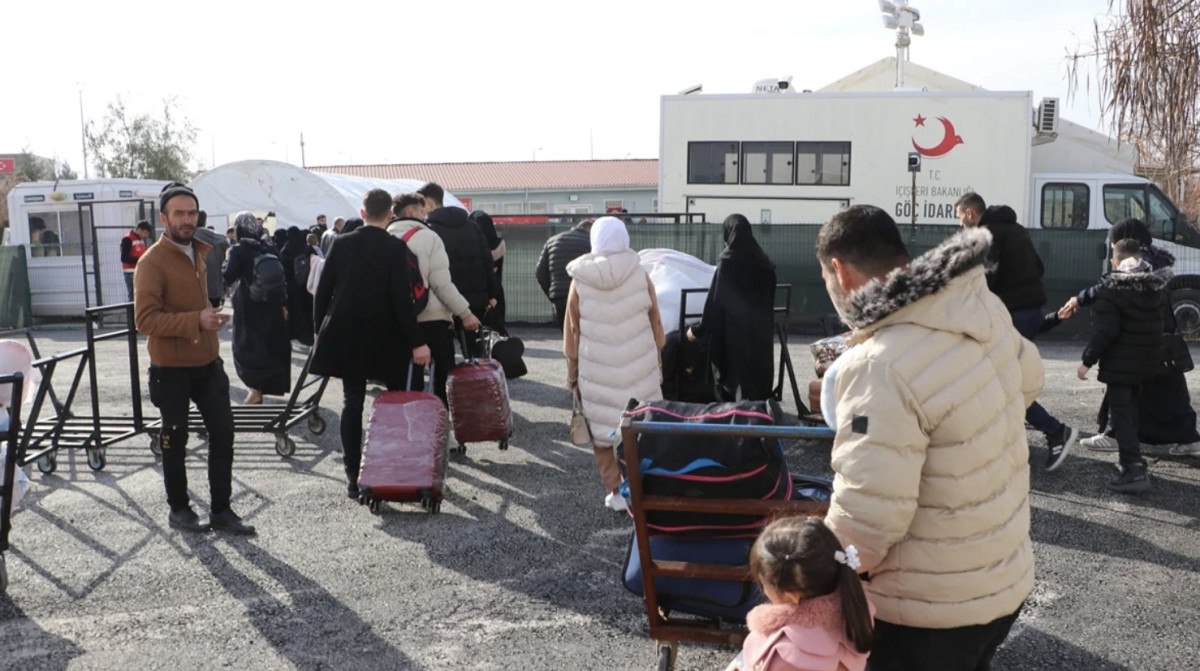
470, 210, 502, 250
1110, 218, 1153, 248
234, 211, 263, 241
342, 218, 364, 234
719, 214, 774, 269
281, 226, 307, 260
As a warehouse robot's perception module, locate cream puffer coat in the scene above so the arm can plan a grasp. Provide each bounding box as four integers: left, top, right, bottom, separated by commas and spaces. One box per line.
824, 228, 1043, 629
387, 218, 473, 324
564, 249, 665, 446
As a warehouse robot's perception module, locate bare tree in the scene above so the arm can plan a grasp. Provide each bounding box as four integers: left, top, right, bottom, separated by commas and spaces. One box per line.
1067, 1, 1200, 217
86, 96, 197, 182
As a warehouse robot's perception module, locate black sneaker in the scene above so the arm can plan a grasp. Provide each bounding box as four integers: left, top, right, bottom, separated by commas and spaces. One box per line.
347, 482, 360, 500
209, 509, 257, 536
168, 506, 210, 533
1108, 461, 1151, 494
1045, 425, 1078, 472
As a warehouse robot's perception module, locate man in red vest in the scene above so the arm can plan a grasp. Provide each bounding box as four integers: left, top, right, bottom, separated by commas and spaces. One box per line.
121, 221, 153, 300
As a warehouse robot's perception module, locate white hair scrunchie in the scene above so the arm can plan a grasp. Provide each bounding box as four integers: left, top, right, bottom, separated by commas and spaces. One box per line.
834, 544, 862, 571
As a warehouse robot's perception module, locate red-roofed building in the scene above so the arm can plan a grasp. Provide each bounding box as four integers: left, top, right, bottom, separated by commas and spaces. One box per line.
309, 159, 659, 217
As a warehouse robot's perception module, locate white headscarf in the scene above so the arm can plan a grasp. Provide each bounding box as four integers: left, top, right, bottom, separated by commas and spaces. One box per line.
590, 216, 630, 255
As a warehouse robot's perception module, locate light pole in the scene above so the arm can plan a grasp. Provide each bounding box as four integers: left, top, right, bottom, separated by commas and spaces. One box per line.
879, 1, 925, 89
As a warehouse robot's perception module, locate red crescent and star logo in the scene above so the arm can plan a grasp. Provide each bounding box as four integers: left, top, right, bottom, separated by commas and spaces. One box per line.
911, 114, 964, 158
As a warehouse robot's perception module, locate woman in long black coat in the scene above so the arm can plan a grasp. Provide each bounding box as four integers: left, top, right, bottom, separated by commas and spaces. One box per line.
279, 227, 315, 347
687, 214, 777, 401
223, 213, 291, 404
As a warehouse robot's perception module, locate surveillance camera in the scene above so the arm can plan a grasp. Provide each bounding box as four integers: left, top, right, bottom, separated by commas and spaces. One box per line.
778, 80, 790, 90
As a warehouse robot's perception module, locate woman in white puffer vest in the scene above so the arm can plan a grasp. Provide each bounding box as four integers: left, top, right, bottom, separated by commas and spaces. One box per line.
564, 217, 665, 511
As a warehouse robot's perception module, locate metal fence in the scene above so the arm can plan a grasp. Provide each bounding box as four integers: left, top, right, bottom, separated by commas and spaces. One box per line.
501, 223, 1125, 339
0, 246, 32, 329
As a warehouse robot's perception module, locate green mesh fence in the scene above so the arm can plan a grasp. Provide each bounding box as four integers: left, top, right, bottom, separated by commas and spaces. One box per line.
501, 224, 1114, 339
0, 246, 33, 329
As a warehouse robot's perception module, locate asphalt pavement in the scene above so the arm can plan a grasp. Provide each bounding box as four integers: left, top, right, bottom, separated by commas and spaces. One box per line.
1, 326, 1197, 670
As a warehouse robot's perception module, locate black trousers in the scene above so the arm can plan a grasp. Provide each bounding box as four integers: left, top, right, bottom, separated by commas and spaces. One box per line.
340, 373, 406, 483
413, 320, 455, 405
867, 607, 1021, 671
551, 297, 568, 331
1107, 383, 1142, 467
148, 360, 235, 514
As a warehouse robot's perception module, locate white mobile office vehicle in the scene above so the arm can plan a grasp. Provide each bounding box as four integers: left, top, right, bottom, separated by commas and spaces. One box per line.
5, 179, 167, 317
658, 88, 1200, 334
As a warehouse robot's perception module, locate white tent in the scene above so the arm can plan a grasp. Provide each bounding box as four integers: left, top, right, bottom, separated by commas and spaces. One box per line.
188, 160, 469, 231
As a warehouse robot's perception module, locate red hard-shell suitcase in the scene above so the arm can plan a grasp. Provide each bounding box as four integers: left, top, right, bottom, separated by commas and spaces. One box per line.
358, 388, 448, 514
447, 358, 513, 453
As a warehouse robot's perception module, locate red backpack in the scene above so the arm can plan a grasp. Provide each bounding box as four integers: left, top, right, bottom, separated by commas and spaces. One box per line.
400, 227, 430, 314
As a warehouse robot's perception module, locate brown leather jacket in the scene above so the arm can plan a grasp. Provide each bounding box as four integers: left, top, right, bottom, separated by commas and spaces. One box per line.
134, 237, 220, 367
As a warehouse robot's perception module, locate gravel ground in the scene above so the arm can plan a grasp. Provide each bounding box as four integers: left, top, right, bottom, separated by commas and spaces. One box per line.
1, 325, 1197, 670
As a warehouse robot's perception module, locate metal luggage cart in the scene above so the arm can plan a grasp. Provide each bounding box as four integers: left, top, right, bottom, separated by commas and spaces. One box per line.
619, 418, 836, 671
0, 373, 25, 593
145, 341, 331, 458
5, 303, 154, 475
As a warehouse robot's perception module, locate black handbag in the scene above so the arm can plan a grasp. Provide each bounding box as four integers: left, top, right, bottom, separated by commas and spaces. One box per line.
1162, 333, 1194, 374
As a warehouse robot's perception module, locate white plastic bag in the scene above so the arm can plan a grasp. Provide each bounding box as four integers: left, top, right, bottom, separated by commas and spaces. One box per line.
639, 249, 716, 334
0, 413, 31, 510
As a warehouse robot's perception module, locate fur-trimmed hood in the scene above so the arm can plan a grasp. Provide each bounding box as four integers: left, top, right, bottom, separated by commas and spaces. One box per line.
747, 593, 843, 635
1143, 245, 1176, 270
1101, 262, 1172, 292
841, 228, 992, 333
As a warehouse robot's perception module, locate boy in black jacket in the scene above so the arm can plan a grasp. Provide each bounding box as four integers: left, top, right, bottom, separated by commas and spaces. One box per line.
1077, 239, 1168, 493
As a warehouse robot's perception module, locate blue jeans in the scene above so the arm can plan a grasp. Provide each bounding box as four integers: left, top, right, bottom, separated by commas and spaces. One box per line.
1010, 308, 1064, 437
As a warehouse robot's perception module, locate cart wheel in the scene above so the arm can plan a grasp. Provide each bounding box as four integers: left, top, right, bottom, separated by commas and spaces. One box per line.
37, 453, 57, 475
86, 448, 107, 472
307, 413, 327, 436
149, 434, 162, 457
0, 555, 7, 595
274, 435, 296, 457
655, 642, 677, 671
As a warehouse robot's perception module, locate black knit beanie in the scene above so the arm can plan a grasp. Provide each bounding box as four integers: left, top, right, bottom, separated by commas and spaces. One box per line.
159, 182, 199, 213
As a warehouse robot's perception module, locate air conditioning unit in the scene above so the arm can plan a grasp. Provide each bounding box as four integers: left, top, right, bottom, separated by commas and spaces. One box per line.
1036, 97, 1059, 134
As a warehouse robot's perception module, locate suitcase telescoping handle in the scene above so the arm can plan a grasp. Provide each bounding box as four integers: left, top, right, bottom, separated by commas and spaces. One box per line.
455, 323, 477, 364
405, 361, 435, 394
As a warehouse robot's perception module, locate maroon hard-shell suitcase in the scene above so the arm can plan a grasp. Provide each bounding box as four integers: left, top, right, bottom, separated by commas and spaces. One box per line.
358, 389, 448, 514
447, 358, 513, 453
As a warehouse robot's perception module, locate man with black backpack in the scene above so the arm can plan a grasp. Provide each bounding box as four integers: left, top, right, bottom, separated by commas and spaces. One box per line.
388, 193, 481, 403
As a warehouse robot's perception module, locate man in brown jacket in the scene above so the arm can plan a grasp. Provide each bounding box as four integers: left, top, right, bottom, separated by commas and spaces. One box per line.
816, 206, 1043, 670
134, 182, 255, 535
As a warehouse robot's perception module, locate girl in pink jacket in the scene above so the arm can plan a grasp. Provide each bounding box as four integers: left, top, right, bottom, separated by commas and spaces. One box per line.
742, 516, 874, 671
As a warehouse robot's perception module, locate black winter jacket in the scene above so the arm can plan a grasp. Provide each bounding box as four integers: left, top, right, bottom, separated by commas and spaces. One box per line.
426, 207, 499, 314
536, 227, 591, 300
980, 205, 1046, 311
1082, 262, 1169, 385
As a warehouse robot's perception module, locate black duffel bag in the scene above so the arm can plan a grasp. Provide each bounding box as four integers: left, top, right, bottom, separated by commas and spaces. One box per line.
619, 399, 791, 537
483, 328, 527, 380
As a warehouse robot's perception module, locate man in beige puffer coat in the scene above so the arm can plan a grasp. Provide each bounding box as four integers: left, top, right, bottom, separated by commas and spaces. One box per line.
815, 206, 1043, 671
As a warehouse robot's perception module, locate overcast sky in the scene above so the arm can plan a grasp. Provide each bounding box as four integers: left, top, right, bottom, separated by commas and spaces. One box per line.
3, 0, 1115, 173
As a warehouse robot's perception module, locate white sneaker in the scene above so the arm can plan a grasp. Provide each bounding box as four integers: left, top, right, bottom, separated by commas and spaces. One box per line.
1080, 433, 1119, 451
604, 491, 628, 512
1168, 443, 1200, 457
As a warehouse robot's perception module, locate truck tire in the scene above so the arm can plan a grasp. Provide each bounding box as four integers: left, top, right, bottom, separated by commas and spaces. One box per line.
1171, 287, 1200, 341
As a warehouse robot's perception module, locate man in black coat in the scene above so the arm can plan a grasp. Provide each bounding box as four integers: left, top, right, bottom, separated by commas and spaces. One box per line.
535, 219, 593, 330
956, 192, 1077, 471
1077, 239, 1168, 493
311, 188, 431, 498
419, 182, 497, 355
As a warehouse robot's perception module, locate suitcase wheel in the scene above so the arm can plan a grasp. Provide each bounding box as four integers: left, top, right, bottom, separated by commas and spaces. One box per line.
368, 498, 381, 514
420, 495, 441, 514
454, 443, 467, 456
498, 438, 508, 451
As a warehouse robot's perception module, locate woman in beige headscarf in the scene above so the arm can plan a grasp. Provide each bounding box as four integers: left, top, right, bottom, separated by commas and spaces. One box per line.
564, 216, 665, 512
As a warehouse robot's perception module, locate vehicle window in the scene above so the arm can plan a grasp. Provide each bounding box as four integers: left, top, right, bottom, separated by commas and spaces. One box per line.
796, 141, 851, 186
1102, 185, 1146, 225
687, 141, 740, 184
1040, 183, 1089, 229
1145, 186, 1178, 241
741, 142, 794, 185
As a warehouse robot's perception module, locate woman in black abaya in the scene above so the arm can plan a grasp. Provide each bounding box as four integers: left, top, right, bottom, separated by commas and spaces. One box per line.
279, 227, 315, 347
223, 212, 291, 404
687, 214, 777, 401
